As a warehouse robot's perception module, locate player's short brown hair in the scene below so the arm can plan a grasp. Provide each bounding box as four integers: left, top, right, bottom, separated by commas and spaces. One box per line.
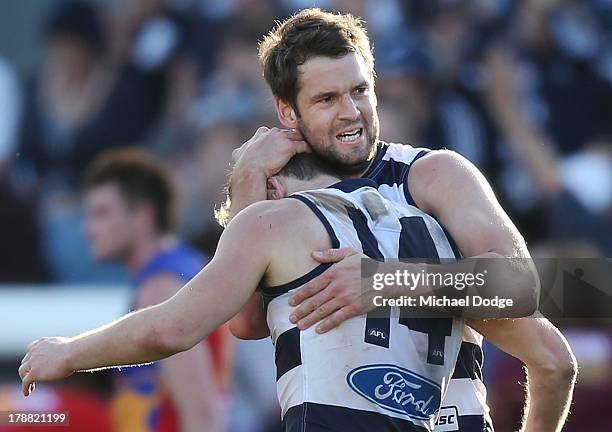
84, 148, 175, 233
258, 8, 375, 109
277, 153, 338, 180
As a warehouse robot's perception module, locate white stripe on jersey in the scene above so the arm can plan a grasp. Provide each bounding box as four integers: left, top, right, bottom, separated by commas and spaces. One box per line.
368, 142, 492, 431
265, 181, 464, 431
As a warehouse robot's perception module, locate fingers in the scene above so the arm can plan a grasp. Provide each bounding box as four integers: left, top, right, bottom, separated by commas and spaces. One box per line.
312, 248, 356, 263
290, 284, 338, 327
315, 306, 358, 334
22, 373, 35, 397
295, 297, 344, 330
233, 126, 271, 162
19, 360, 35, 397
279, 129, 309, 155
292, 139, 311, 155
289, 270, 334, 308
254, 126, 270, 137
21, 352, 31, 364
284, 128, 303, 141
18, 361, 29, 380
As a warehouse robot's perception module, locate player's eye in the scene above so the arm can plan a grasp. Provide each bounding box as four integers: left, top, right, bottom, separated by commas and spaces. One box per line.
354, 86, 368, 95
319, 95, 333, 103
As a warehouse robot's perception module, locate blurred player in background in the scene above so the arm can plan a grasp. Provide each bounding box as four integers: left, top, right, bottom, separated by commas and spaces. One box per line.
83, 148, 231, 432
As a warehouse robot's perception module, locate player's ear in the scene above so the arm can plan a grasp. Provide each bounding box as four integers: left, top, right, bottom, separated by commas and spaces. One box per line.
267, 176, 286, 200
275, 97, 298, 129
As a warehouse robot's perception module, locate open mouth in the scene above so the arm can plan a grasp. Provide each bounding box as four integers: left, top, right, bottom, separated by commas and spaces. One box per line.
336, 128, 363, 143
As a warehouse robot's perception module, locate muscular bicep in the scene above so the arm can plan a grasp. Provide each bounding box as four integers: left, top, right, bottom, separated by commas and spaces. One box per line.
160, 204, 275, 349
409, 151, 527, 258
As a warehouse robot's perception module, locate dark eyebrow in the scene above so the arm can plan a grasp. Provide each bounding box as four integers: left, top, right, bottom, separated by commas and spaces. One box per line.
353, 81, 369, 90
311, 91, 337, 102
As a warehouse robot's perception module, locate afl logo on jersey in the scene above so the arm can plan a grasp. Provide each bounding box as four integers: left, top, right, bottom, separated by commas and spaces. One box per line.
347, 364, 441, 420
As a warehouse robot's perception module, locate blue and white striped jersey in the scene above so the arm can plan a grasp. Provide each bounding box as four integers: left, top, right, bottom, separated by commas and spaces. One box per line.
263, 177, 464, 432
364, 142, 494, 432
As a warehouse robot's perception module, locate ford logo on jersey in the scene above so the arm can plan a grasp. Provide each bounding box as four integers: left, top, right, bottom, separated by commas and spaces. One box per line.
347, 364, 441, 420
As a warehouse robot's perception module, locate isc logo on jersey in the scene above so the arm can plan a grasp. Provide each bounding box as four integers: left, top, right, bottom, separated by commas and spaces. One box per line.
434, 406, 459, 431
347, 364, 441, 420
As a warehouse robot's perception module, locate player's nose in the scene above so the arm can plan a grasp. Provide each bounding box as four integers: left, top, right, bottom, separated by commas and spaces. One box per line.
337, 94, 360, 121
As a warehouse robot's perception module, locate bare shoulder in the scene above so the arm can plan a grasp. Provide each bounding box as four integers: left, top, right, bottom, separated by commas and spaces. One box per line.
410, 149, 476, 186
228, 198, 317, 244
408, 149, 484, 213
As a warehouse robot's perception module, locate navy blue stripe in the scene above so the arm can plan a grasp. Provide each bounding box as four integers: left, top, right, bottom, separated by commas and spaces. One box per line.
345, 206, 383, 260
275, 327, 301, 380
262, 194, 341, 312
403, 149, 429, 207
451, 341, 484, 381
288, 195, 340, 248
440, 224, 462, 259
362, 141, 389, 178
345, 205, 392, 348
369, 157, 410, 190
329, 177, 378, 193
262, 263, 333, 312
282, 402, 428, 432
457, 414, 489, 431
364, 145, 430, 208
364, 306, 391, 348
398, 216, 440, 261
399, 317, 453, 365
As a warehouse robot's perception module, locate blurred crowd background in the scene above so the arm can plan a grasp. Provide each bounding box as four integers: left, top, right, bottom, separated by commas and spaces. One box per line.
0, 0, 611, 431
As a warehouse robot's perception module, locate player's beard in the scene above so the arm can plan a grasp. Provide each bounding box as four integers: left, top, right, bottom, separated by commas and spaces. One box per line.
296, 114, 379, 178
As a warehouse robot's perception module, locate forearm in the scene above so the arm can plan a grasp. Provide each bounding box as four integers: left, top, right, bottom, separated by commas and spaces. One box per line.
521, 362, 576, 432
520, 322, 577, 432
65, 304, 178, 373
382, 252, 538, 317
466, 318, 577, 432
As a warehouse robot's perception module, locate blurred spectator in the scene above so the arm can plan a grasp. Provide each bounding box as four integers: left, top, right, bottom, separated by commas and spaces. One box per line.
482, 0, 612, 253
18, 0, 181, 189
0, 57, 48, 282
189, 28, 273, 130
16, 0, 201, 282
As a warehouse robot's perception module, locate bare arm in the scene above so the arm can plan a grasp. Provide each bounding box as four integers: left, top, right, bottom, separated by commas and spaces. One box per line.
288, 150, 539, 331
467, 317, 577, 432
222, 126, 307, 337
136, 275, 219, 432
19, 202, 277, 396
